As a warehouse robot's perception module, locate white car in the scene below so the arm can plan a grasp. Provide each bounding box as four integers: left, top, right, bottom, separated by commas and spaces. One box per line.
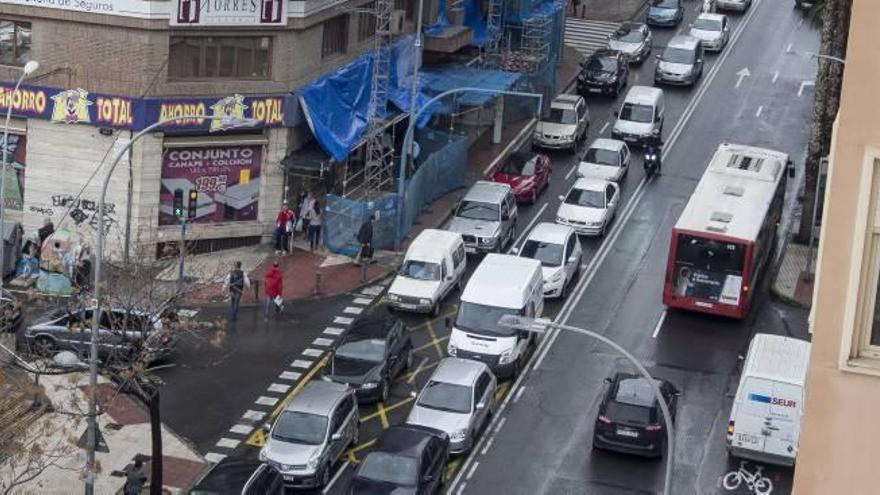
386, 229, 466, 315
556, 178, 620, 236
514, 222, 583, 299
689, 13, 729, 52
577, 138, 631, 182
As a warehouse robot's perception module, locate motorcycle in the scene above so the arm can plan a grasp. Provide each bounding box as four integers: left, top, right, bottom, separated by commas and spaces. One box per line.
643, 146, 662, 177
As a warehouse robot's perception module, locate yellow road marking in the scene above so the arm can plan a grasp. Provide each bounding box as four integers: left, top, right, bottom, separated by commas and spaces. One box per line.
445, 457, 463, 480
346, 438, 378, 463
376, 401, 390, 429
360, 396, 415, 423
408, 307, 457, 332
246, 427, 267, 447
400, 359, 439, 382
424, 319, 445, 359
415, 335, 450, 353
494, 381, 511, 403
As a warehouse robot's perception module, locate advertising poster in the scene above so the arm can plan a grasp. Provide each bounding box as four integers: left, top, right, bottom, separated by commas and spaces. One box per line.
0, 134, 26, 211
159, 145, 261, 226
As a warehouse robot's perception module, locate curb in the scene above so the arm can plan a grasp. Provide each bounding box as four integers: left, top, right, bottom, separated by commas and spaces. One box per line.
768, 235, 812, 309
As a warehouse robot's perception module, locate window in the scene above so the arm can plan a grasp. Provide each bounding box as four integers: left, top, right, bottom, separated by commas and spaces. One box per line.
168, 36, 270, 80
452, 245, 465, 268
566, 234, 577, 261
357, 2, 376, 42
0, 20, 31, 66
322, 15, 349, 58
851, 157, 880, 362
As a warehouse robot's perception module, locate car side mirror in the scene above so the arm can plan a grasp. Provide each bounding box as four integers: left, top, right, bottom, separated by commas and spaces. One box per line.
331, 432, 343, 441
510, 247, 519, 255
688, 23, 693, 28
446, 276, 453, 281
476, 401, 486, 410
697, 58, 703, 64
558, 194, 565, 202
655, 54, 661, 60
567, 255, 578, 263
262, 422, 271, 434
603, 377, 612, 384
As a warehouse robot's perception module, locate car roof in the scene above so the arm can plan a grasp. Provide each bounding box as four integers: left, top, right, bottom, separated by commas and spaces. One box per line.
744, 333, 811, 386
667, 35, 700, 50
623, 85, 663, 105
572, 177, 611, 192
525, 222, 573, 245
430, 357, 488, 386
463, 181, 510, 204
696, 12, 725, 22
461, 254, 541, 308
407, 229, 461, 262
612, 373, 666, 408
588, 138, 625, 152
346, 315, 397, 340
371, 424, 446, 458
550, 94, 581, 108
284, 380, 349, 415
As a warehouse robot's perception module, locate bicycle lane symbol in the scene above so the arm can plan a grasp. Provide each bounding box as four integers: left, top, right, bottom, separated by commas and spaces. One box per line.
721, 461, 774, 495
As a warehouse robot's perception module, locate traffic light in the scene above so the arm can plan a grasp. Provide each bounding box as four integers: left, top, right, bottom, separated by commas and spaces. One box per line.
187, 189, 198, 219
173, 189, 184, 218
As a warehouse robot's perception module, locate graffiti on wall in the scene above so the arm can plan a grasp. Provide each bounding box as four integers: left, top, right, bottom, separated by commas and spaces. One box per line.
49, 194, 118, 232
0, 134, 27, 211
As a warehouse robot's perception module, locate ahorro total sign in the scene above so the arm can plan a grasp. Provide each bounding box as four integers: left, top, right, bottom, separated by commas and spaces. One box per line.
171, 0, 287, 26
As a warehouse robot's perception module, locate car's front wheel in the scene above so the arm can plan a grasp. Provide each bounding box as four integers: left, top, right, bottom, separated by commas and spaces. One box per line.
33, 336, 55, 357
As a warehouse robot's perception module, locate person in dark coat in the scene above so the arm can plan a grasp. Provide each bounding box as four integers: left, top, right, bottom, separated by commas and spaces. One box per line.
223, 261, 251, 321
354, 212, 375, 266
263, 260, 283, 319
37, 217, 54, 252
123, 459, 147, 495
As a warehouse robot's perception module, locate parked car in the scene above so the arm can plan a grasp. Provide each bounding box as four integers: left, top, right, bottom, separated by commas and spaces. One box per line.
386, 229, 466, 315
406, 358, 497, 454
577, 49, 629, 97
593, 372, 680, 458
556, 178, 620, 236
348, 425, 450, 495
577, 138, 631, 182
689, 13, 730, 52
607, 22, 653, 64
188, 458, 284, 495
646, 0, 684, 27
323, 315, 413, 403
23, 306, 177, 364
260, 381, 358, 489
532, 94, 589, 152
490, 151, 552, 204
654, 35, 705, 87
717, 0, 752, 12
514, 222, 583, 299
447, 181, 518, 254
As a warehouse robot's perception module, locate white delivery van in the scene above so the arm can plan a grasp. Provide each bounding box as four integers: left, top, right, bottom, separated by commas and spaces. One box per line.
727, 333, 811, 467
447, 254, 543, 379
386, 229, 467, 316
611, 85, 665, 146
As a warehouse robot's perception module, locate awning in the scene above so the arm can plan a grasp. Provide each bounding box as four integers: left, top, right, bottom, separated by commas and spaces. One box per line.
419, 65, 523, 111
279, 141, 334, 176
162, 133, 269, 148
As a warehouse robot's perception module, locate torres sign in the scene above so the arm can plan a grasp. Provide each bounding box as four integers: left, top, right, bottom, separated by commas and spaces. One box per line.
171, 0, 287, 26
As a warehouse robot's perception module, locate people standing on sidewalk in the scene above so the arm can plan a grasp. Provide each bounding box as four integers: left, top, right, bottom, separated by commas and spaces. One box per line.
223, 261, 251, 322
354, 212, 375, 266
275, 203, 294, 255
123, 459, 147, 495
306, 200, 322, 252
37, 217, 54, 251
299, 191, 315, 242
263, 260, 283, 320
575, 0, 586, 18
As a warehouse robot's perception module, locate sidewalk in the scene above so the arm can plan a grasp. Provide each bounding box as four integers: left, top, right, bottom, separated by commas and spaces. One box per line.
772, 242, 816, 308
568, 0, 649, 22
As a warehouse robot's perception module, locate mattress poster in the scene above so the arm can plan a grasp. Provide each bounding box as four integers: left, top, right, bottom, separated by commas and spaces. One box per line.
159, 145, 262, 225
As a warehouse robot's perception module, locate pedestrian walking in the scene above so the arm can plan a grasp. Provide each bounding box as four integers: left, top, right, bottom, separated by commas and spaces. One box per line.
299, 191, 315, 240
223, 261, 251, 321
275, 203, 294, 254
354, 212, 375, 266
263, 260, 283, 319
123, 459, 147, 495
569, 0, 577, 15
576, 0, 586, 19
306, 200, 322, 252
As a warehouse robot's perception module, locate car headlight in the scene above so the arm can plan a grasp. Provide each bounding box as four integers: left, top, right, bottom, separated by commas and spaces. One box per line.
479, 237, 494, 245
498, 349, 515, 365
259, 449, 267, 461
361, 381, 379, 390
448, 343, 458, 356
419, 298, 432, 306
307, 456, 320, 471
387, 293, 401, 302
450, 429, 468, 441
556, 216, 566, 223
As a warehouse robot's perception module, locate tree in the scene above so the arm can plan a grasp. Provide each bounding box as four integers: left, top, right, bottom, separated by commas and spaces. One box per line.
797, 0, 852, 243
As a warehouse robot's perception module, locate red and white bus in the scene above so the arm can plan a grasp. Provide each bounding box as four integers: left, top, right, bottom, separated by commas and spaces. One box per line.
663, 143, 789, 319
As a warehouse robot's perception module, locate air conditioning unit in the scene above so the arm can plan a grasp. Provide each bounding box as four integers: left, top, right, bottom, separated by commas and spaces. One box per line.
388, 9, 406, 34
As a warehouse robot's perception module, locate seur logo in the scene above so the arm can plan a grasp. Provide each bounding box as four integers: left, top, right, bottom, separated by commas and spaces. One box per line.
748, 393, 797, 408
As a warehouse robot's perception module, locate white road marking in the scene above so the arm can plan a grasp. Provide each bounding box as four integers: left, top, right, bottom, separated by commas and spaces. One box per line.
755, 105, 763, 118
466, 461, 480, 480
565, 162, 579, 181
230, 424, 252, 435
279, 371, 301, 380
514, 386, 526, 403
694, 3, 701, 12
205, 452, 226, 463
633, 72, 640, 83
303, 348, 324, 357
255, 396, 279, 406
798, 80, 815, 97
343, 306, 363, 315
361, 285, 384, 296
734, 67, 751, 88
324, 326, 345, 335
481, 436, 495, 455
268, 383, 291, 393
456, 484, 467, 495
798, 17, 804, 28
334, 316, 354, 325
408, 357, 429, 384
652, 310, 668, 339
322, 461, 351, 494
242, 410, 266, 422
772, 70, 779, 84
216, 437, 240, 449
599, 121, 609, 134
291, 359, 313, 369
494, 417, 507, 434
786, 42, 793, 53
508, 203, 548, 253
353, 297, 373, 305
313, 337, 334, 347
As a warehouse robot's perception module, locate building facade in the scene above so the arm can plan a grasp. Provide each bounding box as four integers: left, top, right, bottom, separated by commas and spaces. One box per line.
0, 0, 417, 260
792, 0, 880, 493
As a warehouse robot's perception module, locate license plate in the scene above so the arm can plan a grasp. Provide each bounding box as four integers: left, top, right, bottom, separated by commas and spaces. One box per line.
399, 303, 416, 310
616, 428, 639, 438
735, 432, 761, 445
465, 246, 476, 254
588, 87, 602, 93
695, 301, 713, 308
283, 475, 296, 481
623, 136, 636, 142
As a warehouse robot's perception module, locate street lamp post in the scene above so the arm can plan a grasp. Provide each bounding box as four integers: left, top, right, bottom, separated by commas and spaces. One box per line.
84, 113, 256, 494
0, 60, 40, 289
394, 87, 543, 250
497, 315, 676, 495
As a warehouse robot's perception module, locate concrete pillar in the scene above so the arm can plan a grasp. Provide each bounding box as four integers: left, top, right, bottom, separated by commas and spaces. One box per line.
493, 96, 505, 144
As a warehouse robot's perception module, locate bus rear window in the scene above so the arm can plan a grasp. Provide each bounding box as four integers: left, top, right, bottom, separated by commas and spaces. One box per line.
672, 234, 745, 304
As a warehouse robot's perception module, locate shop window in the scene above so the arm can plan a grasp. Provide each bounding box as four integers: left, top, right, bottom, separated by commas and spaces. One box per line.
357, 2, 377, 42
168, 36, 271, 80
0, 20, 32, 67
322, 15, 349, 58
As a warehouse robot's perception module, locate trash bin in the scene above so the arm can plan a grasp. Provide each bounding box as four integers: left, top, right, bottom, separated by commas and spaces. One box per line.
1, 220, 22, 278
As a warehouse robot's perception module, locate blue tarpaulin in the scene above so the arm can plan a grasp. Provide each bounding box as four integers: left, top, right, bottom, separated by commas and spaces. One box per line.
298, 35, 433, 162
464, 0, 498, 47
425, 0, 451, 35
419, 65, 522, 112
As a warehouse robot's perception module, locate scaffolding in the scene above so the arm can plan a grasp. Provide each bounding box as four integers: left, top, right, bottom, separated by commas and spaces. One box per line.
482, 0, 505, 65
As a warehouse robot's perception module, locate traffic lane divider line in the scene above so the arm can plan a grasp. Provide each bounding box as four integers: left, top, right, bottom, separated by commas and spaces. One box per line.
322, 460, 351, 494
359, 396, 415, 424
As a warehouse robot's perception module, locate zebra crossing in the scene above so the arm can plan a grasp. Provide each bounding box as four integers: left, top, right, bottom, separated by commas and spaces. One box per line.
564, 18, 622, 58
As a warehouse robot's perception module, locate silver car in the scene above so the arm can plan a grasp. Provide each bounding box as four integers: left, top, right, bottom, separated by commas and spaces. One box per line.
607, 22, 653, 64
259, 381, 358, 489
405, 357, 497, 454
533, 94, 589, 153
447, 181, 518, 254
716, 0, 751, 12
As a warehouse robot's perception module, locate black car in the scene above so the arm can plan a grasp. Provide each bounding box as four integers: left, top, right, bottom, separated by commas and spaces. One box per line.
348, 425, 450, 495
593, 372, 679, 458
323, 315, 413, 403
577, 49, 629, 97
189, 457, 284, 495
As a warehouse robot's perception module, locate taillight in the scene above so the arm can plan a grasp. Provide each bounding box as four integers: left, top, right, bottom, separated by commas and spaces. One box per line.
727, 420, 735, 436
644, 424, 662, 432
597, 415, 611, 425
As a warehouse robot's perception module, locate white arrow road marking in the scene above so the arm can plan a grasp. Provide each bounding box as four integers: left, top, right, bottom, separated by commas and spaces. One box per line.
735, 67, 751, 88
798, 80, 815, 97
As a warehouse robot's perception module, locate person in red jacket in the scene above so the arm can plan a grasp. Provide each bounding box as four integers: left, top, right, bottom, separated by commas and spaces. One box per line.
264, 260, 283, 319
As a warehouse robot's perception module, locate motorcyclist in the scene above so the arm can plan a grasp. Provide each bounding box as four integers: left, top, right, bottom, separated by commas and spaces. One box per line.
643, 134, 663, 175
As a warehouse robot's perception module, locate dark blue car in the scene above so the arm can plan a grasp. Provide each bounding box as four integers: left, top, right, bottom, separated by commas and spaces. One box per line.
646, 0, 684, 27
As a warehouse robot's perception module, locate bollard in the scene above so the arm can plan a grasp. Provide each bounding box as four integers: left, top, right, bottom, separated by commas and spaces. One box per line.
314, 270, 322, 296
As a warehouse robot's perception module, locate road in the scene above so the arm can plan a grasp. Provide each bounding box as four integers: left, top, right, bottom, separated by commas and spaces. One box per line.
153, 0, 820, 492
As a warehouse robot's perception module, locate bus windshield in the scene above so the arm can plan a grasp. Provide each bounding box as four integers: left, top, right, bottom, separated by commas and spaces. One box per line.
672, 234, 745, 304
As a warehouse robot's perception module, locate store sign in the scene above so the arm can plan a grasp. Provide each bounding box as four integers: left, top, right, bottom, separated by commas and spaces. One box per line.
0, 0, 168, 19
170, 0, 287, 26
148, 94, 284, 132
159, 145, 262, 226
0, 83, 136, 128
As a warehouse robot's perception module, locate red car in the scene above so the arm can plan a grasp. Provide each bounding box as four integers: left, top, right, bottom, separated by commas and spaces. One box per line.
491, 151, 552, 203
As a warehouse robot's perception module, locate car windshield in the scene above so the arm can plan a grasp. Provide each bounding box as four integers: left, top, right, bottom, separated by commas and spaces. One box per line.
358, 452, 418, 486
455, 200, 499, 221
672, 234, 746, 303
584, 147, 620, 166
618, 103, 653, 123
271, 411, 327, 445
547, 107, 577, 125
613, 27, 644, 43
564, 188, 605, 208
662, 47, 695, 64
652, 0, 678, 8
456, 301, 521, 337
336, 338, 386, 363
499, 153, 537, 176
401, 260, 441, 281
607, 401, 654, 424
520, 239, 563, 267
417, 380, 473, 413
585, 56, 616, 74
693, 18, 722, 31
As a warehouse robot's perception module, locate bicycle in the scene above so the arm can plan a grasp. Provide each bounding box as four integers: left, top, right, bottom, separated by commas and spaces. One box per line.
722, 461, 773, 494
